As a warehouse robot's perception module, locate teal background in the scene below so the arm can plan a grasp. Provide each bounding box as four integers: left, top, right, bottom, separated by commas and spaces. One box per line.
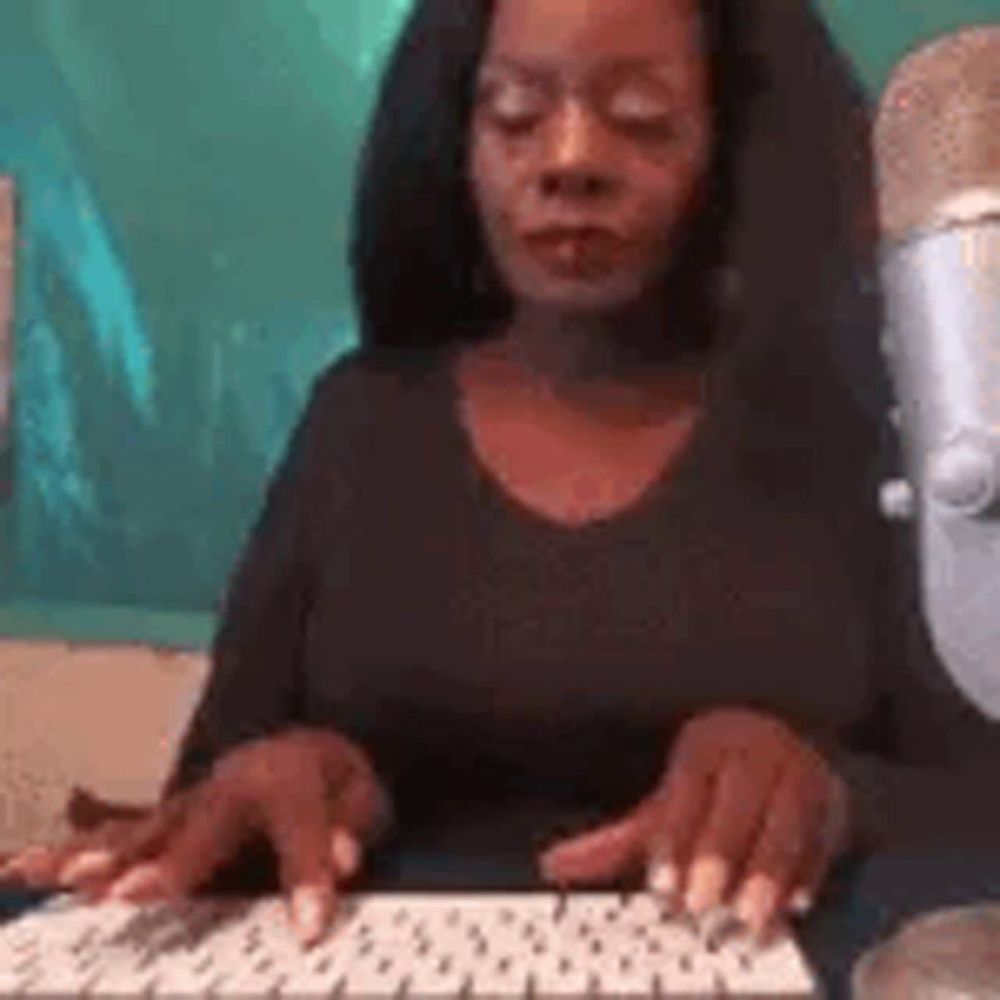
1, 0, 998, 647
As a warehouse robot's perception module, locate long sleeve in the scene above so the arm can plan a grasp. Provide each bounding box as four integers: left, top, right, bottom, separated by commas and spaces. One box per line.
161, 360, 347, 801
830, 516, 1000, 854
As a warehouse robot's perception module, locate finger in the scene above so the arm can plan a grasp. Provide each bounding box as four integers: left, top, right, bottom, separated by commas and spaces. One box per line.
256, 768, 339, 948
5, 799, 183, 893
684, 750, 778, 916
59, 801, 186, 891
1, 845, 61, 887
644, 746, 716, 902
107, 785, 249, 904
733, 771, 818, 938
330, 827, 362, 882
58, 848, 119, 888
61, 795, 192, 903
105, 861, 176, 904
788, 838, 836, 917
787, 776, 850, 916
322, 772, 373, 884
5, 833, 109, 889
325, 767, 393, 848
538, 812, 646, 886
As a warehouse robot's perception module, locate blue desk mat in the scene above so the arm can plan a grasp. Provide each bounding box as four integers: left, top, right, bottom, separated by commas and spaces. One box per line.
0, 887, 53, 922
799, 850, 1000, 1000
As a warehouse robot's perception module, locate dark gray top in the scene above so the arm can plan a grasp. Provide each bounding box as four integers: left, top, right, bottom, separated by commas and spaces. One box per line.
164, 340, 1000, 889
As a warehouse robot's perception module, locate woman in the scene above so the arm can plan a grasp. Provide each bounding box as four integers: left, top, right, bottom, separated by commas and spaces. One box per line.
5, 0, 1000, 960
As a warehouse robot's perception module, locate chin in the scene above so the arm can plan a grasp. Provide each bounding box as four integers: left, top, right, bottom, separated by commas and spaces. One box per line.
508, 269, 649, 315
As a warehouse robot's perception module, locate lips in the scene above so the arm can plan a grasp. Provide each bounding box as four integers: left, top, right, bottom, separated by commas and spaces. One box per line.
523, 228, 627, 277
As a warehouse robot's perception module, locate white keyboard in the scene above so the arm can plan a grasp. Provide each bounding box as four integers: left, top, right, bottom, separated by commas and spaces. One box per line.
0, 892, 820, 997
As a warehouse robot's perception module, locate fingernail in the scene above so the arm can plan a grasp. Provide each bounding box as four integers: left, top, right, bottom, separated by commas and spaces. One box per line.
59, 850, 116, 886
6, 846, 45, 877
292, 885, 327, 947
539, 843, 566, 867
539, 850, 569, 884
647, 860, 678, 896
331, 830, 360, 879
735, 888, 756, 927
11, 846, 56, 887
735, 877, 778, 936
685, 856, 728, 915
108, 862, 165, 901
789, 889, 813, 915
0, 857, 22, 881
702, 905, 740, 949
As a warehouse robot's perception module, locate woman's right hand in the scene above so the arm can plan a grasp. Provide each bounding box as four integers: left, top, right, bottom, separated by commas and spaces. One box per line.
0, 727, 393, 947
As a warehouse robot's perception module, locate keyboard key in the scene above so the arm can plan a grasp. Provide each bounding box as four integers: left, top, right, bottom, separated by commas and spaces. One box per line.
0, 890, 819, 998
80, 965, 161, 997
338, 953, 408, 997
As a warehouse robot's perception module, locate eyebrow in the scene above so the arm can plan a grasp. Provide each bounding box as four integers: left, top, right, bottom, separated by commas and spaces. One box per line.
482, 55, 678, 80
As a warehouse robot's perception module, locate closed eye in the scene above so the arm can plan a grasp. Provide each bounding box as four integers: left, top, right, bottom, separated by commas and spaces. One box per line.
490, 113, 543, 136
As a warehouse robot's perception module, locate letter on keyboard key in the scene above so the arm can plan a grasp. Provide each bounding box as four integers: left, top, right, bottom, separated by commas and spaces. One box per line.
0, 972, 33, 996
529, 954, 598, 998
138, 950, 229, 997
280, 970, 347, 999
83, 966, 161, 997
213, 960, 291, 997
398, 964, 467, 997
280, 941, 373, 1000
721, 940, 818, 996
340, 952, 411, 998
466, 961, 528, 998
653, 958, 716, 995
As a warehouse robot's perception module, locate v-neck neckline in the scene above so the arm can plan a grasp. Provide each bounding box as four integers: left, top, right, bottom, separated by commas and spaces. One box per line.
440, 342, 725, 540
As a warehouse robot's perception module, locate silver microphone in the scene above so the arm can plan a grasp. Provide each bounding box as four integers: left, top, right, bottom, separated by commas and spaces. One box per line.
875, 25, 1000, 718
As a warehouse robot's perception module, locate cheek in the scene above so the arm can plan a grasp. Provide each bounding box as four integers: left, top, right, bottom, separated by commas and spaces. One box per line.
469, 139, 519, 239
635, 141, 713, 239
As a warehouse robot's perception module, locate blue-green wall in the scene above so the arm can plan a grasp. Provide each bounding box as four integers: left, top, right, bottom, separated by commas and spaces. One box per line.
0, 0, 410, 617
0, 0, 998, 643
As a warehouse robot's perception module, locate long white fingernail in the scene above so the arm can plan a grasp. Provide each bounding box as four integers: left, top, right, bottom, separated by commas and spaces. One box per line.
0, 858, 22, 880
292, 886, 327, 947
789, 889, 813, 914
3, 845, 47, 880
108, 863, 164, 901
735, 888, 756, 926
685, 857, 728, 915
647, 861, 678, 896
59, 850, 115, 886
331, 830, 361, 879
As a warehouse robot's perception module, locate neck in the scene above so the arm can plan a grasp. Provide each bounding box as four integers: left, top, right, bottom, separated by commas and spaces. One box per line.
501, 296, 697, 388
487, 297, 707, 425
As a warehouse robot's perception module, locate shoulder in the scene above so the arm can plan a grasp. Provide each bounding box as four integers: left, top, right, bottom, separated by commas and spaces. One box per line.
292, 343, 456, 456
309, 344, 453, 410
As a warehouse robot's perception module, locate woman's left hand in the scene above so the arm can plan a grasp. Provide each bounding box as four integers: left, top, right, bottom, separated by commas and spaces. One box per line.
538, 708, 851, 937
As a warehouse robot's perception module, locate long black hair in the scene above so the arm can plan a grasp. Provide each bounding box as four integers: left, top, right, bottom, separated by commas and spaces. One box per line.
348, 0, 884, 424
349, 0, 766, 354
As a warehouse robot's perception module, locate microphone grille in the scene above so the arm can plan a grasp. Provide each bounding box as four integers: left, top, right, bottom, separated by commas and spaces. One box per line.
875, 25, 1000, 243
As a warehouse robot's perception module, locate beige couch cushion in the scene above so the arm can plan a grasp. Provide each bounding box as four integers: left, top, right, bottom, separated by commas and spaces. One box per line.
0, 640, 209, 853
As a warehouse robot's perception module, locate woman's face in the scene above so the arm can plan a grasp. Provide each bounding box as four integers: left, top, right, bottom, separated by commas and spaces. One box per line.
469, 0, 713, 314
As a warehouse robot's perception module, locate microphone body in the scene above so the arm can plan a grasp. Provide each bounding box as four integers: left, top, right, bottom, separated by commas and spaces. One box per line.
875, 25, 1000, 718
881, 216, 1000, 716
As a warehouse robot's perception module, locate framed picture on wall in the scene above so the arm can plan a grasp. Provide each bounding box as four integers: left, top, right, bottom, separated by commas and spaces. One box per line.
0, 176, 13, 502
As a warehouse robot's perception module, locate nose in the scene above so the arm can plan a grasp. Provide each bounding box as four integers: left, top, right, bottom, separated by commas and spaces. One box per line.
537, 103, 620, 200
